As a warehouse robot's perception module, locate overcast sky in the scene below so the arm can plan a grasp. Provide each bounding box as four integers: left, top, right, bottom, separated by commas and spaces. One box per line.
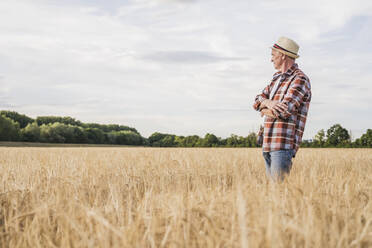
0, 0, 371, 139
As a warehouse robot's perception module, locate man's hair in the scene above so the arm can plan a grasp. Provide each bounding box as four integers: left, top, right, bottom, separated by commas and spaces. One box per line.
284, 54, 295, 61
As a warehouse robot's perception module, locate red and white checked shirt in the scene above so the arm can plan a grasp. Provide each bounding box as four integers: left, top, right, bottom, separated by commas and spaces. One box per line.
253, 63, 311, 155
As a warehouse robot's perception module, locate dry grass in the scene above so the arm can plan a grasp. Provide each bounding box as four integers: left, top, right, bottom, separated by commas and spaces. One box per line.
0, 148, 371, 247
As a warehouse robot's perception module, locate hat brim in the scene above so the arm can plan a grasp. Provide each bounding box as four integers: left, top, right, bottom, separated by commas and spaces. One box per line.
271, 47, 299, 59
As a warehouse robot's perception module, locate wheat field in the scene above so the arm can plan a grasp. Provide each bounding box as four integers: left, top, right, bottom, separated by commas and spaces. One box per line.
0, 148, 371, 247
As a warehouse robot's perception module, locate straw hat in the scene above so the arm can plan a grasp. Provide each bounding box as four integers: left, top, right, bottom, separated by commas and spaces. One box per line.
271, 37, 300, 59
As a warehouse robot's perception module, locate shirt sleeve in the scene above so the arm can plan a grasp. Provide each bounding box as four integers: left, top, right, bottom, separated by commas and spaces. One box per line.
253, 83, 271, 111
275, 76, 310, 120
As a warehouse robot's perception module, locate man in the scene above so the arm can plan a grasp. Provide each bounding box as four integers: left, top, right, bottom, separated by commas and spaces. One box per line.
253, 36, 311, 181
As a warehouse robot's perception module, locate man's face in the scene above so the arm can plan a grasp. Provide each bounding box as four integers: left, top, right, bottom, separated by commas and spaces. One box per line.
271, 49, 284, 70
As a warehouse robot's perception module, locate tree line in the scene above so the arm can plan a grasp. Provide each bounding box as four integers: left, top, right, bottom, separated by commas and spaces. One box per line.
0, 111, 145, 145
0, 110, 371, 147
301, 124, 372, 148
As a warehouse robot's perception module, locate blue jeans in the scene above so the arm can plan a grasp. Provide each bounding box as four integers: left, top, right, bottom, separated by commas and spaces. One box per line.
263, 149, 295, 181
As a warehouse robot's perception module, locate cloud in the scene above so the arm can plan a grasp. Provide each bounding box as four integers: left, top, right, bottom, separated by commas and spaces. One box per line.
196, 108, 250, 113
141, 50, 249, 64
155, 0, 198, 3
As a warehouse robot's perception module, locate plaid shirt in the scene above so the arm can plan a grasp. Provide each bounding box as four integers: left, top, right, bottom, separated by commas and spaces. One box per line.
253, 63, 311, 155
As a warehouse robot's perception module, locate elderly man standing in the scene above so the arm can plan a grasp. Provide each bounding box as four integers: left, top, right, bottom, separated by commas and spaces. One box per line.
253, 37, 311, 181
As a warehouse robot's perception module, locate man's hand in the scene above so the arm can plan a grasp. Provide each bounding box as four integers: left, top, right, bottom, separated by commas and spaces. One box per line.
271, 102, 288, 117
261, 99, 279, 109
261, 100, 288, 118
260, 108, 276, 118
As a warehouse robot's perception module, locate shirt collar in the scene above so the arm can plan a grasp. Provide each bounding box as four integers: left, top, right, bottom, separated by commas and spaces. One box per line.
284, 63, 298, 77
273, 63, 298, 81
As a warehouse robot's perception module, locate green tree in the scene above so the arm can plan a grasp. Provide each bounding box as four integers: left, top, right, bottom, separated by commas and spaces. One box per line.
84, 128, 105, 144
83, 123, 139, 134
161, 135, 176, 147
226, 134, 239, 147
38, 123, 87, 143
314, 129, 325, 147
39, 123, 66, 143
36, 116, 82, 126
148, 132, 168, 146
0, 111, 34, 128
354, 129, 372, 147
0, 115, 20, 141
109, 131, 144, 145
147, 133, 176, 147
21, 122, 41, 142
184, 135, 201, 147
72, 126, 88, 143
203, 133, 219, 147
326, 124, 350, 147
246, 132, 258, 147
174, 136, 186, 147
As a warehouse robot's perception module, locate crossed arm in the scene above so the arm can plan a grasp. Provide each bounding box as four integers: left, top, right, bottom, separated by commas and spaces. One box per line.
259, 100, 284, 118
253, 77, 310, 119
